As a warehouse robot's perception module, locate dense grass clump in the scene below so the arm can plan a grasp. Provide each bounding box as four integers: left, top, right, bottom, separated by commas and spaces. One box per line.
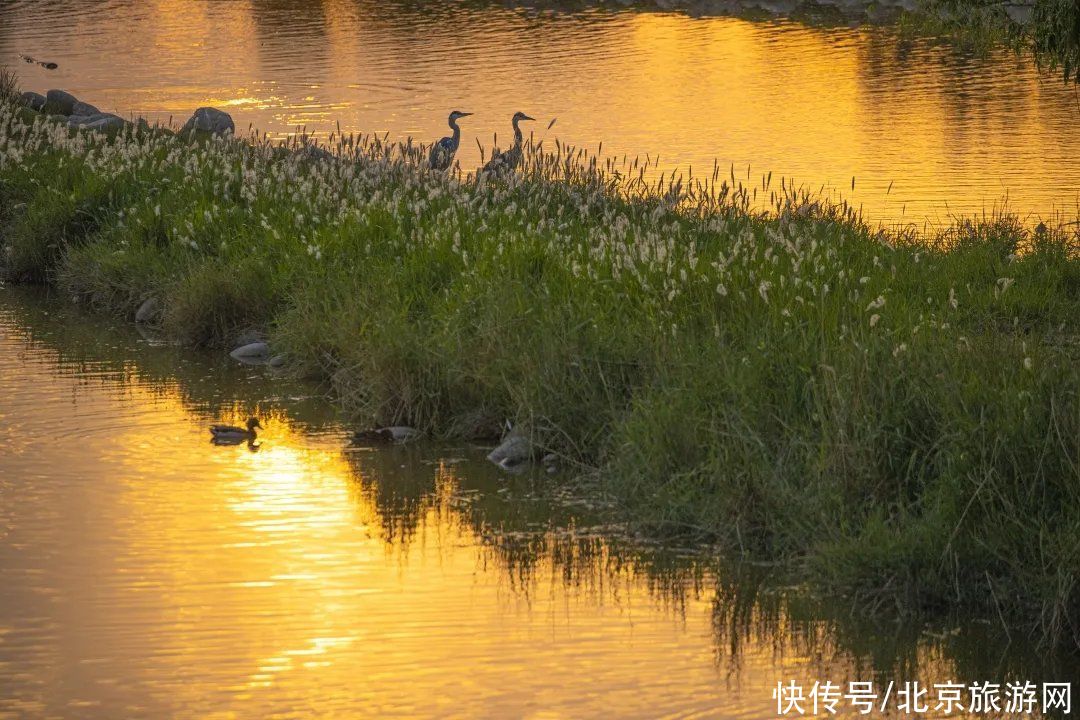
1, 94, 1078, 648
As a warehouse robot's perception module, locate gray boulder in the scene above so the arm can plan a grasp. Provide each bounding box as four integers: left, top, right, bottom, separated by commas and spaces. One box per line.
69, 113, 126, 131
20, 91, 46, 111
70, 100, 100, 117
229, 341, 270, 362
182, 107, 234, 136
45, 89, 78, 115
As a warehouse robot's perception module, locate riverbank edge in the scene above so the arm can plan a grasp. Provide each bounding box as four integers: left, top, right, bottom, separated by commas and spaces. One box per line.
1, 79, 1079, 651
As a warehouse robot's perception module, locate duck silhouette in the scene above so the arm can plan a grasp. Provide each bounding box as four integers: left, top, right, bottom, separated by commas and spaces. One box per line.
210, 417, 262, 443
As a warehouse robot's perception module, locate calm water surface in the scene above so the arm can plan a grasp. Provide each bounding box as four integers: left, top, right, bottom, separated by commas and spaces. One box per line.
0, 289, 1076, 717
1, 0, 1079, 224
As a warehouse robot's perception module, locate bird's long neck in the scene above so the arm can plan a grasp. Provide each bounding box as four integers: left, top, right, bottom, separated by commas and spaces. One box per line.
449, 118, 461, 145
512, 118, 523, 147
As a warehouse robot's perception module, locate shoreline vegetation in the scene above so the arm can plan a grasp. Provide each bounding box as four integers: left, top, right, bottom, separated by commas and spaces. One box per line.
2, 286, 1070, 683
1, 71, 1078, 651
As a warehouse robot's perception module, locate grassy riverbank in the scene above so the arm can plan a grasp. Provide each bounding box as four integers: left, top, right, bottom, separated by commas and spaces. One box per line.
1, 80, 1078, 649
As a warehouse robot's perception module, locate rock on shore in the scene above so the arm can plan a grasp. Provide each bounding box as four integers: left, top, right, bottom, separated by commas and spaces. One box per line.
71, 100, 100, 117
68, 113, 126, 131
45, 89, 78, 115
182, 107, 234, 136
17, 89, 236, 140
20, 91, 46, 111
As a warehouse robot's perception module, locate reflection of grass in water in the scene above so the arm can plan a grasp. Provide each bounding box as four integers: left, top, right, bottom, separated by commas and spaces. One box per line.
1, 92, 1078, 655
0, 286, 342, 432
4, 286, 1077, 687
343, 442, 1080, 687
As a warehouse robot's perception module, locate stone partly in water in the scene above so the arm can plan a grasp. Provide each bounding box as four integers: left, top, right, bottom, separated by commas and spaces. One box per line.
134, 297, 160, 324
352, 426, 420, 444
487, 433, 538, 469
267, 354, 288, 369
20, 91, 46, 111
45, 89, 78, 115
182, 107, 235, 137
70, 101, 101, 118
229, 341, 271, 363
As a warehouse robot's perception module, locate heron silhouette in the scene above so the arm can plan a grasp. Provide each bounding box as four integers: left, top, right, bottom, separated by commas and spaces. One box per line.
429, 110, 472, 170
482, 111, 535, 176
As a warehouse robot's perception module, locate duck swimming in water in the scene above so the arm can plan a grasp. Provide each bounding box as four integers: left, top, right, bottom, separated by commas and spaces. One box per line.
210, 417, 262, 442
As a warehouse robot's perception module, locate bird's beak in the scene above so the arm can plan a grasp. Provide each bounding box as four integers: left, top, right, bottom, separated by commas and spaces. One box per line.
523, 115, 535, 121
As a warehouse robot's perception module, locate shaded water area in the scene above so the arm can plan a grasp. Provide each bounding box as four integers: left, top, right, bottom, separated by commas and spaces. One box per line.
1, 288, 1079, 717
2, 0, 1080, 225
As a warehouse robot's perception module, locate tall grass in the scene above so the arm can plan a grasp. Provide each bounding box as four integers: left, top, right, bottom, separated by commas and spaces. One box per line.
0, 69, 16, 103
1, 95, 1078, 649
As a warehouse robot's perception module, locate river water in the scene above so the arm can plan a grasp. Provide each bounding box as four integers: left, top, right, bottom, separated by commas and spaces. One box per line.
1, 0, 1079, 225
0, 289, 1076, 716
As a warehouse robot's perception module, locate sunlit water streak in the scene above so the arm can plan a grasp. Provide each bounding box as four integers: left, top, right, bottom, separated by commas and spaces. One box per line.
1, 0, 1079, 225
0, 288, 838, 718
4, 288, 1073, 717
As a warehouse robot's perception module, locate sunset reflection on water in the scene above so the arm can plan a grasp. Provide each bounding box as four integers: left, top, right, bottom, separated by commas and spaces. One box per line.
2, 289, 1059, 718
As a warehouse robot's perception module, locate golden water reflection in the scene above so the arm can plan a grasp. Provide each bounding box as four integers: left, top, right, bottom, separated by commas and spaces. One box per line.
0, 289, 1073, 719
1, 0, 1078, 224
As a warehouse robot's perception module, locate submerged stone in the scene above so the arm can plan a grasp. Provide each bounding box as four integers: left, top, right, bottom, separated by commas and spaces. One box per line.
182, 107, 235, 136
